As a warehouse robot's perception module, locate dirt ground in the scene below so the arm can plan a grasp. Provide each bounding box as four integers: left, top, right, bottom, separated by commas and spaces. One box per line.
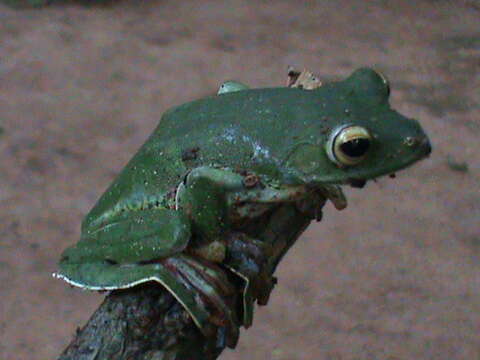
0, 1, 479, 359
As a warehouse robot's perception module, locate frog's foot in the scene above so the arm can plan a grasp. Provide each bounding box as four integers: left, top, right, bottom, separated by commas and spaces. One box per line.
190, 240, 227, 263
161, 254, 240, 349
222, 232, 275, 327
318, 184, 347, 210
224, 232, 268, 278
295, 184, 347, 221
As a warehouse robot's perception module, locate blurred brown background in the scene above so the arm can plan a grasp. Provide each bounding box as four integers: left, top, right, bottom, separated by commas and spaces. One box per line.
0, 1, 479, 359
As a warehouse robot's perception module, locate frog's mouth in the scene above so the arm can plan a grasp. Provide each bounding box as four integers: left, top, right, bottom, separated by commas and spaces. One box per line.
348, 170, 401, 188
342, 135, 432, 188
316, 172, 401, 210
346, 178, 367, 188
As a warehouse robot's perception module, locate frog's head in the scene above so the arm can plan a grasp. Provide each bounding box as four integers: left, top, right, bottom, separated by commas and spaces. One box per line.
285, 68, 431, 188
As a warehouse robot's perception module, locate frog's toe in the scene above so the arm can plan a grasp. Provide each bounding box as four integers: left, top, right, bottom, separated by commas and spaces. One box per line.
224, 232, 269, 279
190, 240, 227, 263
222, 232, 275, 327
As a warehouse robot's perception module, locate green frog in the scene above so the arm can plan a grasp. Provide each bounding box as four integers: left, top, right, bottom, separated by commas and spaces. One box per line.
56, 68, 431, 348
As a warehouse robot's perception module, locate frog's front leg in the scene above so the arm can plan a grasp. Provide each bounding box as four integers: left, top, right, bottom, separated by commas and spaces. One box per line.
175, 166, 245, 262
224, 183, 315, 326
295, 184, 347, 221
175, 167, 277, 324
175, 166, 300, 265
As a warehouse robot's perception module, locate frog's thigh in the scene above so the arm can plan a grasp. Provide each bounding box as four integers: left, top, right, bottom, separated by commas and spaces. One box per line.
176, 167, 244, 240
61, 208, 191, 265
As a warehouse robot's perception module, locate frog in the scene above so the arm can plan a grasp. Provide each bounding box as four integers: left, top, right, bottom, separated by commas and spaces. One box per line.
55, 67, 431, 348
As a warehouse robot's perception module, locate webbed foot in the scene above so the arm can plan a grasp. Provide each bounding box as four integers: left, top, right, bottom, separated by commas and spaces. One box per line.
190, 240, 227, 263
222, 232, 276, 327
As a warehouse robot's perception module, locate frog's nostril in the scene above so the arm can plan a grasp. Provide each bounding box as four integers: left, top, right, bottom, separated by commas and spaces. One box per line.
404, 136, 432, 157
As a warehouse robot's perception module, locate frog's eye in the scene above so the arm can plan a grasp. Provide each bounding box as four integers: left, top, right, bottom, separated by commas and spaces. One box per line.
346, 68, 391, 103
327, 125, 371, 166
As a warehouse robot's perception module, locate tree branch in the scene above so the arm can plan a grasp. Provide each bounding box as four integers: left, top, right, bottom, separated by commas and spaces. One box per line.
58, 284, 222, 360
58, 204, 313, 360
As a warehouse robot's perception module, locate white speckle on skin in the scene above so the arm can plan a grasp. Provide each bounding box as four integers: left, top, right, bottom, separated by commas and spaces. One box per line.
253, 142, 270, 158
221, 126, 239, 143
220, 127, 271, 159
241, 135, 270, 158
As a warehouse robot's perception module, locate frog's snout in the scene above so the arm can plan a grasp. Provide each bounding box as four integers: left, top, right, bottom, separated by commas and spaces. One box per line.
403, 134, 432, 158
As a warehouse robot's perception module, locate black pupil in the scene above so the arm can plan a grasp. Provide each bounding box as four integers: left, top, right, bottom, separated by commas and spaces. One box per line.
340, 138, 370, 157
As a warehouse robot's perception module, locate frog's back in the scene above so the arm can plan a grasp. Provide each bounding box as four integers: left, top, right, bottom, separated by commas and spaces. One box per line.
82, 87, 337, 231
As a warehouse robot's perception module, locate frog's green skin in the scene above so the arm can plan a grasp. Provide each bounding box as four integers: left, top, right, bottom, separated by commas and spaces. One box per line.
57, 68, 431, 346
